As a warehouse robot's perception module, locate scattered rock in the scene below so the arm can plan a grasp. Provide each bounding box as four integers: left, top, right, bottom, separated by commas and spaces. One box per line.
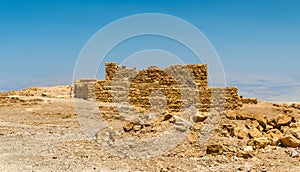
256, 115, 267, 128
187, 133, 198, 144
225, 111, 236, 120
251, 137, 270, 149
193, 123, 203, 131
280, 126, 290, 134
233, 127, 248, 139
206, 143, 223, 155
244, 145, 254, 152
193, 112, 208, 122
266, 129, 283, 138
154, 112, 174, 124
283, 109, 293, 114
290, 103, 300, 110
246, 120, 260, 129
249, 128, 262, 138
290, 148, 299, 158
222, 123, 235, 137
267, 119, 277, 127
236, 113, 255, 120
42, 92, 51, 97
266, 129, 283, 146
237, 150, 253, 159
290, 121, 300, 128
280, 134, 300, 147
123, 122, 134, 132
276, 114, 292, 127
265, 124, 273, 131
290, 129, 300, 140
169, 117, 176, 123
133, 124, 142, 131
163, 113, 173, 121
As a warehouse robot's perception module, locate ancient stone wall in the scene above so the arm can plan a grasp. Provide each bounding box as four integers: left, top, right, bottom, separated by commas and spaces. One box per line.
75, 62, 242, 112
74, 79, 96, 100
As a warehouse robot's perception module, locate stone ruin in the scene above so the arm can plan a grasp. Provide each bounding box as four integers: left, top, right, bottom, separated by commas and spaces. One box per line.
74, 62, 249, 112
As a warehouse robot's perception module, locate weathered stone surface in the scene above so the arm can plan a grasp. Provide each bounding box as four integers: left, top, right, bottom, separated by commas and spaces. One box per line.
256, 115, 267, 128
241, 97, 258, 104
266, 129, 283, 138
249, 128, 262, 138
75, 62, 244, 113
280, 126, 290, 134
225, 111, 236, 120
163, 113, 173, 121
236, 113, 254, 120
193, 112, 208, 122
133, 124, 142, 131
265, 124, 273, 131
206, 144, 223, 155
234, 127, 248, 139
237, 150, 252, 158
290, 148, 299, 158
222, 123, 236, 137
280, 134, 300, 147
290, 129, 300, 140
251, 137, 270, 149
42, 92, 48, 97
193, 123, 203, 131
74, 79, 96, 100
244, 145, 254, 152
266, 129, 283, 146
290, 121, 300, 128
123, 122, 134, 132
246, 120, 260, 129
187, 133, 198, 144
237, 147, 253, 159
276, 114, 292, 127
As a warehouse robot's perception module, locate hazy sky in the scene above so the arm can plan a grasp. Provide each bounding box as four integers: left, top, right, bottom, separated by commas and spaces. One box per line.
0, 0, 299, 92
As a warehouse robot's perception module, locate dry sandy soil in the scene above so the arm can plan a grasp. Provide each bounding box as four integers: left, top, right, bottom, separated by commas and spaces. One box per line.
1, 86, 300, 171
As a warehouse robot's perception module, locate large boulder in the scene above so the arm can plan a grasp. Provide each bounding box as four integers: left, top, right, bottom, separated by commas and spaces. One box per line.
256, 115, 268, 128
276, 114, 292, 127
249, 137, 270, 149
249, 128, 262, 138
265, 129, 283, 146
280, 134, 300, 147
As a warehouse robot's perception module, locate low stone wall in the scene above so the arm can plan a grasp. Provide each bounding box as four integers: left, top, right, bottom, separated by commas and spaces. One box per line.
75, 62, 243, 112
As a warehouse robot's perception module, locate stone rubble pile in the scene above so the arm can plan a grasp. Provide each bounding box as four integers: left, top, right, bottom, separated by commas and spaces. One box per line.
118, 107, 300, 159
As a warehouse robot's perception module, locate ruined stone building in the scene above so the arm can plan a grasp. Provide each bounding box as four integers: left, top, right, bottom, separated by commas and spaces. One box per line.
74, 62, 245, 112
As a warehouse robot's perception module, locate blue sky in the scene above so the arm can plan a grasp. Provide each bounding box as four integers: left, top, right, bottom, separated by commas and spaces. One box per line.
0, 0, 300, 102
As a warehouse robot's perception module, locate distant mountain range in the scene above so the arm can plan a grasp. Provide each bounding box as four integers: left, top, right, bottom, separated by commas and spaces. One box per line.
226, 73, 300, 104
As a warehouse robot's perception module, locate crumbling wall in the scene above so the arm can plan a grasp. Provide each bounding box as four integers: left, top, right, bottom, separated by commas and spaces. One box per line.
74, 79, 96, 100
75, 62, 242, 112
